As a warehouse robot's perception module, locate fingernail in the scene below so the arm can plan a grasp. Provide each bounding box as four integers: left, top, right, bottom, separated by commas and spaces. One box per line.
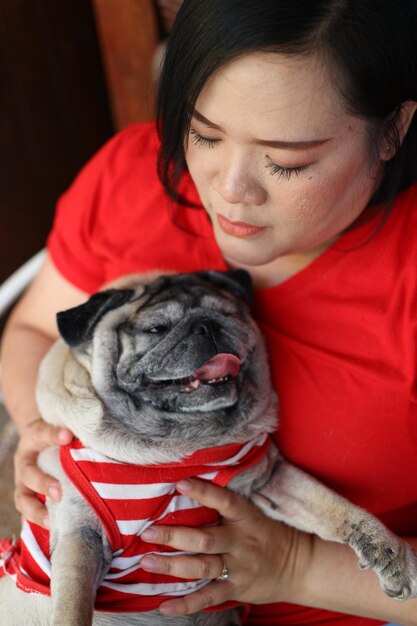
42, 516, 50, 529
141, 528, 157, 541
58, 429, 71, 443
48, 485, 61, 501
141, 556, 158, 570
176, 479, 192, 493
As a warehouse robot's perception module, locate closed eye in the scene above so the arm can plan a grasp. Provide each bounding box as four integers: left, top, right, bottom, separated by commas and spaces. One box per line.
190, 127, 309, 180
190, 128, 219, 149
266, 159, 308, 180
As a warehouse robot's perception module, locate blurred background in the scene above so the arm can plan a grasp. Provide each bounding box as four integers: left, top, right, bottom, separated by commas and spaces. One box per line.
0, 0, 186, 283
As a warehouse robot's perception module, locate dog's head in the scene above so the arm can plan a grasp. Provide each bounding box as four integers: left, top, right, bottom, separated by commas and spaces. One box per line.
51, 271, 277, 457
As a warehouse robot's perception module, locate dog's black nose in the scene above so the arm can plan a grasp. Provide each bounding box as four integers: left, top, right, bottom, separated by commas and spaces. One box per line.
192, 319, 220, 336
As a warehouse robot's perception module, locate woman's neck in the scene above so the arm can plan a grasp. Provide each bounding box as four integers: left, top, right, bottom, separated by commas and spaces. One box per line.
225, 239, 337, 290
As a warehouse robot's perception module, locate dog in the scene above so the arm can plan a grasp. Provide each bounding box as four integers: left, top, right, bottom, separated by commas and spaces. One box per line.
0, 269, 416, 626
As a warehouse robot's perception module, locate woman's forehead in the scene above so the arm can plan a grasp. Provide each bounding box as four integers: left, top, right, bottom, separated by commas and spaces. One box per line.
193, 51, 356, 142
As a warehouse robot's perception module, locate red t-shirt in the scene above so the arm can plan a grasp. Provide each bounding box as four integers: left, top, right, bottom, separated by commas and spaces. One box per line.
47, 121, 417, 626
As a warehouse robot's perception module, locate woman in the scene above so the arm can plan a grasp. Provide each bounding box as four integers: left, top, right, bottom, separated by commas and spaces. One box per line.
2, 1, 417, 624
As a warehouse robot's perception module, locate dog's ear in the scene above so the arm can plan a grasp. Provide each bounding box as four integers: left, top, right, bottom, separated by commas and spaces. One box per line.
196, 270, 253, 303
57, 289, 134, 347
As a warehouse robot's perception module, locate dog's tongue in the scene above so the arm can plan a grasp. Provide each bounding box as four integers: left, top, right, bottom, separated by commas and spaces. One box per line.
193, 353, 241, 381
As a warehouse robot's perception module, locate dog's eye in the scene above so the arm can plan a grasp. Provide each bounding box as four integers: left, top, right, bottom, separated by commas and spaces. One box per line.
146, 324, 170, 334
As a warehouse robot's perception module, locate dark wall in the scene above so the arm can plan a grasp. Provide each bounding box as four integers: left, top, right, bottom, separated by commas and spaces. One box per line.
0, 0, 114, 282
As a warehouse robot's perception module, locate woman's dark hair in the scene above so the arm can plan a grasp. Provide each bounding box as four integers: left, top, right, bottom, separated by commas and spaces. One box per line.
156, 0, 417, 210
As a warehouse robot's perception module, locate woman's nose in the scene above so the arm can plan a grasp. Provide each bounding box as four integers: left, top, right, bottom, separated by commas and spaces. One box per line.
212, 162, 266, 206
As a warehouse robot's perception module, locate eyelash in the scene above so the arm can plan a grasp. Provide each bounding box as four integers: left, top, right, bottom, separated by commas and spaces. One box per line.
189, 128, 307, 179
190, 128, 218, 149
265, 161, 307, 180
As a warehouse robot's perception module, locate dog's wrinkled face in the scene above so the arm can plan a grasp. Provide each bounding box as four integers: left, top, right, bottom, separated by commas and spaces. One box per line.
57, 271, 275, 446
116, 276, 252, 414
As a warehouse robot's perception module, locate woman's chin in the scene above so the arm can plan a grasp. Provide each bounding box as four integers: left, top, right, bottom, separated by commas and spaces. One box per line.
221, 247, 279, 269
213, 230, 279, 268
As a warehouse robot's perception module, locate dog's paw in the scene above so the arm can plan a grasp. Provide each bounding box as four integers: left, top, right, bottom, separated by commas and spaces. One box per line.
348, 521, 417, 600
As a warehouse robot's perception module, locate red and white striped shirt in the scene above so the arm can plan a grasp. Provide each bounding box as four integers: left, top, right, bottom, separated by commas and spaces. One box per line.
0, 433, 270, 612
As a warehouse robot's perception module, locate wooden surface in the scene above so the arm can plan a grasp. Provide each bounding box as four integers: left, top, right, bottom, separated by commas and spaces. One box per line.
93, 0, 160, 129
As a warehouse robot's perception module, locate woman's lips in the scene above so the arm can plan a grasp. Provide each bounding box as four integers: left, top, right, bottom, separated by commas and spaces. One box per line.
217, 214, 267, 238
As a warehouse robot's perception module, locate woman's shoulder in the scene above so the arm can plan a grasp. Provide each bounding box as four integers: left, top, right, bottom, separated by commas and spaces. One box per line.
55, 120, 165, 220
84, 120, 160, 185
375, 182, 417, 292
392, 181, 417, 225
47, 122, 163, 292
385, 182, 417, 254
53, 121, 162, 217
106, 120, 159, 162
103, 120, 159, 155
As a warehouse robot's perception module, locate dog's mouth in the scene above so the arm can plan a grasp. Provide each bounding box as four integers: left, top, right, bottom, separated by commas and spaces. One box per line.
122, 353, 246, 413
142, 353, 241, 392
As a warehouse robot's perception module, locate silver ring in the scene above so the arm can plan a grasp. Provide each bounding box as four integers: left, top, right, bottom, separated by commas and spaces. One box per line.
216, 561, 229, 581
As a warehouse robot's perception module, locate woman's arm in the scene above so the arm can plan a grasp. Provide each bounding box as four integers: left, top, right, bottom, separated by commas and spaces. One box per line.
140, 478, 417, 625
0, 254, 88, 527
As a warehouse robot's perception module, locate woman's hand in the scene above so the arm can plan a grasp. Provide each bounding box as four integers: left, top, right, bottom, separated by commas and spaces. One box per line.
140, 478, 312, 616
13, 417, 73, 528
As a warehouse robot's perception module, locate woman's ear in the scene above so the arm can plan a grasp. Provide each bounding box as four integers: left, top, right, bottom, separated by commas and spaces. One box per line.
381, 100, 417, 161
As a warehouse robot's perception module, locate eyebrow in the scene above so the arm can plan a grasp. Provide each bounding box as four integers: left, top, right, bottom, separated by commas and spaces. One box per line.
192, 109, 332, 150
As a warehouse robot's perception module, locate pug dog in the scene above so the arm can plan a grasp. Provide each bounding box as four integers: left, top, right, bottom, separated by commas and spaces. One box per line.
1, 270, 417, 626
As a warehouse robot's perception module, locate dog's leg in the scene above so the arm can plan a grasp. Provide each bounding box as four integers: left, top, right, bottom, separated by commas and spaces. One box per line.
39, 448, 111, 626
49, 524, 107, 626
251, 459, 417, 600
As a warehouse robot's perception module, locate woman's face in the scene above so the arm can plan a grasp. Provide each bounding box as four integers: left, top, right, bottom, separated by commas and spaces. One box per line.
185, 52, 384, 268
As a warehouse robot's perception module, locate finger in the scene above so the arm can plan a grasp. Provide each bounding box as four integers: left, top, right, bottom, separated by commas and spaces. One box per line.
141, 553, 224, 581
176, 478, 253, 522
14, 485, 49, 528
141, 523, 232, 554
17, 456, 61, 500
159, 580, 232, 617
26, 420, 73, 449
